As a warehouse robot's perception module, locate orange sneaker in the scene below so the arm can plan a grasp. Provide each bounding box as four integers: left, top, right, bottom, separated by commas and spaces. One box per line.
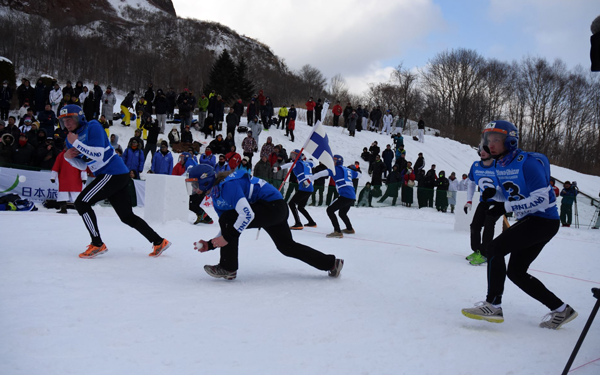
149, 239, 171, 257
79, 243, 108, 259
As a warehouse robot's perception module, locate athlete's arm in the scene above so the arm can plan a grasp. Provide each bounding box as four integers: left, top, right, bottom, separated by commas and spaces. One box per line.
71, 125, 110, 163
312, 169, 331, 180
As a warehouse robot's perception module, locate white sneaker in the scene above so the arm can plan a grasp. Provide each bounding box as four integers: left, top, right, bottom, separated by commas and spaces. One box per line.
539, 305, 578, 329
461, 301, 504, 323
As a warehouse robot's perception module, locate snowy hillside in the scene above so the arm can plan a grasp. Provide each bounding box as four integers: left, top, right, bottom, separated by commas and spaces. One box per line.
1, 107, 600, 375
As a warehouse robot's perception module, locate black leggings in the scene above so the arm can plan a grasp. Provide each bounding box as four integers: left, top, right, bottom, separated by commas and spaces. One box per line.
189, 192, 210, 218
327, 196, 355, 232
486, 216, 563, 309
470, 201, 502, 257
289, 190, 315, 225
75, 173, 163, 246
218, 200, 335, 271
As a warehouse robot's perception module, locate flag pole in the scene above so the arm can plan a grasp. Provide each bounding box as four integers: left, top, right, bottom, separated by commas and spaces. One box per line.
278, 102, 329, 192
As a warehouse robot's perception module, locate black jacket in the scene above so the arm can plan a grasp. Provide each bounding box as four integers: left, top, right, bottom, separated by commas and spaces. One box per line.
13, 142, 36, 166
154, 95, 168, 115
370, 160, 386, 185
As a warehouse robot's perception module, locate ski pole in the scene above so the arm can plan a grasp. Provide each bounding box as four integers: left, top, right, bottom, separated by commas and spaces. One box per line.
562, 288, 600, 375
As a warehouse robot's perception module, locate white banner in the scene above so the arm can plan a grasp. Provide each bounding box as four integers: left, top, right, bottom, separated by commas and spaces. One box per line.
0, 167, 146, 207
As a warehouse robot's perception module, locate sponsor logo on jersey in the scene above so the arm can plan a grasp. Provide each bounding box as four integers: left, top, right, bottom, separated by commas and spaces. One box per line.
496, 168, 519, 176
76, 144, 102, 158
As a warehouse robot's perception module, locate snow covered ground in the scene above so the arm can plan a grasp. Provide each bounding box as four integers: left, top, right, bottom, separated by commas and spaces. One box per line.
1, 113, 600, 375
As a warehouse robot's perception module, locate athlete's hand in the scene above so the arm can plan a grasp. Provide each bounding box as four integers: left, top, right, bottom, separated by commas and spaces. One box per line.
212, 236, 228, 248
303, 180, 310, 188
67, 132, 78, 144
487, 203, 506, 217
64, 148, 80, 159
464, 201, 472, 214
482, 187, 496, 201
194, 240, 210, 253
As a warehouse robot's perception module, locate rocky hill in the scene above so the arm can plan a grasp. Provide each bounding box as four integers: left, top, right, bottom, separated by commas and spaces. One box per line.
0, 1, 304, 104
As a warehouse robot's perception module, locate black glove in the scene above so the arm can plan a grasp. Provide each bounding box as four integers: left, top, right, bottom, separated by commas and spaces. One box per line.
487, 203, 506, 217
482, 187, 496, 200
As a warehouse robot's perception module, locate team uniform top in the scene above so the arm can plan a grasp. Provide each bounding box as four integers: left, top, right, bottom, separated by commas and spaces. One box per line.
65, 119, 128, 175
281, 160, 314, 192
210, 171, 282, 234
466, 160, 501, 203
495, 149, 559, 220
313, 165, 361, 200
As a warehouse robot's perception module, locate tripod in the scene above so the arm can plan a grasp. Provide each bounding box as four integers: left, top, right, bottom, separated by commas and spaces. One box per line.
590, 199, 600, 229
573, 198, 579, 228
562, 288, 600, 374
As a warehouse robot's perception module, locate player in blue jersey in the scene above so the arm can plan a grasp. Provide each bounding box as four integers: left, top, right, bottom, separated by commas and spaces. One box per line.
464, 146, 504, 266
313, 155, 362, 238
280, 150, 317, 230
462, 120, 577, 329
59, 105, 171, 259
187, 165, 344, 280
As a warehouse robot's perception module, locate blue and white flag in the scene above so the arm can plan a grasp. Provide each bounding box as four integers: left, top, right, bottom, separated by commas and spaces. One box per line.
302, 102, 335, 171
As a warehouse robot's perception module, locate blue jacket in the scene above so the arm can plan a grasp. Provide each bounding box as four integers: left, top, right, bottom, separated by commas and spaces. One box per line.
122, 147, 145, 173
215, 162, 231, 173
199, 153, 216, 168
151, 150, 173, 175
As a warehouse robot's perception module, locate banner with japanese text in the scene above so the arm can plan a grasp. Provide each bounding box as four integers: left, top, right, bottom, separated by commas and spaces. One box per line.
0, 167, 146, 207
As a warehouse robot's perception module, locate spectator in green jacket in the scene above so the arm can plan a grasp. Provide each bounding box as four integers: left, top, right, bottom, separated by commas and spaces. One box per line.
559, 181, 578, 227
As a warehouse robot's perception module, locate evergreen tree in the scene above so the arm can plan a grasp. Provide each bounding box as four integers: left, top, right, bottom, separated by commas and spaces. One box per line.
205, 49, 236, 102
234, 56, 254, 102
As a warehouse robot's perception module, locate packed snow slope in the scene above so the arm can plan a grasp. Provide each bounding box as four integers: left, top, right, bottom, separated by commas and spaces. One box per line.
1, 106, 600, 375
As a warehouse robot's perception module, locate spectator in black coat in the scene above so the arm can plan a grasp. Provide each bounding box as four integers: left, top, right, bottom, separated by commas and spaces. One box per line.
368, 141, 380, 171
0, 80, 12, 121
154, 89, 168, 134
34, 79, 47, 114
370, 154, 387, 198
225, 108, 238, 136
142, 114, 160, 163
93, 81, 103, 119
36, 134, 59, 169
0, 133, 14, 164
209, 134, 227, 155
38, 104, 57, 136
203, 113, 216, 139
435, 170, 450, 212
370, 106, 382, 131
342, 103, 352, 128
13, 133, 36, 166
314, 99, 323, 123
232, 99, 244, 125
179, 98, 192, 130
144, 83, 155, 113
83, 91, 95, 121
382, 144, 394, 177
166, 88, 176, 119
181, 124, 194, 144
74, 81, 84, 99
62, 81, 74, 99
19, 80, 35, 109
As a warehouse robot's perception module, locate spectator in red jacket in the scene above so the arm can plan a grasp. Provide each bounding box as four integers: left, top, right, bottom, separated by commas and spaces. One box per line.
305, 97, 316, 126
332, 101, 343, 127
51, 150, 88, 214
225, 145, 242, 170
550, 178, 559, 197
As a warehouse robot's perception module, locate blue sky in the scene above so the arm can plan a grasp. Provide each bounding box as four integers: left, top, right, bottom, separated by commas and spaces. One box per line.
173, 0, 599, 93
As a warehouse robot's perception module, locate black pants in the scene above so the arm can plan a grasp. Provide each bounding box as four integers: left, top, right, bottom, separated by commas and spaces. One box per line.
289, 190, 315, 225
218, 200, 335, 271
470, 201, 501, 257
289, 129, 294, 142
189, 193, 209, 218
333, 115, 339, 127
307, 110, 313, 126
327, 196, 355, 232
0, 107, 8, 121
326, 185, 339, 206
284, 183, 297, 202
486, 216, 563, 309
277, 116, 286, 129
143, 142, 156, 165
75, 173, 163, 246
311, 185, 324, 206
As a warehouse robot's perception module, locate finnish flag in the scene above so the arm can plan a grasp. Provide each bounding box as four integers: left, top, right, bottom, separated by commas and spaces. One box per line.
302, 102, 335, 171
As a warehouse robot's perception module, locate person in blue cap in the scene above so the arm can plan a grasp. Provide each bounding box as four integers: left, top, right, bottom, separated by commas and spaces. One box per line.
187, 165, 344, 280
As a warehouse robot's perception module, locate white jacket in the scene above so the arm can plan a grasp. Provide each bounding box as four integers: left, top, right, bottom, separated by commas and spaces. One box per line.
49, 88, 63, 106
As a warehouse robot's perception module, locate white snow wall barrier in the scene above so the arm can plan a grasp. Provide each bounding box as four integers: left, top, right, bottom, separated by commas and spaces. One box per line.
144, 174, 188, 223
454, 191, 476, 232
